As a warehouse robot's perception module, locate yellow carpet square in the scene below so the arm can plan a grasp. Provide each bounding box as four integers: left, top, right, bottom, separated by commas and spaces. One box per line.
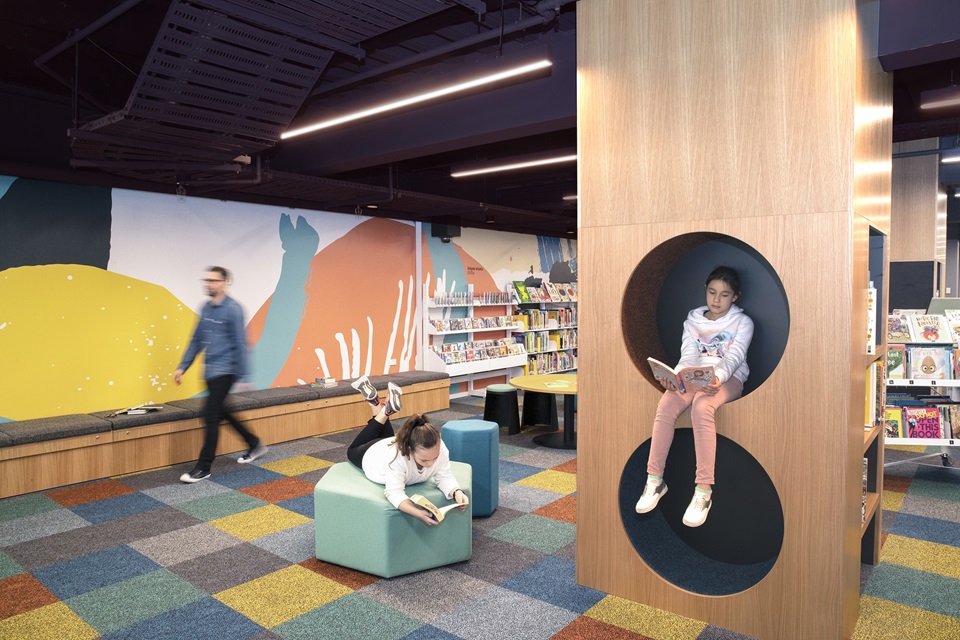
854, 595, 960, 640
882, 489, 906, 512
215, 565, 351, 628
261, 455, 333, 476
209, 504, 311, 541
886, 444, 928, 453
585, 594, 706, 639
0, 602, 98, 640
880, 535, 960, 580
516, 469, 577, 495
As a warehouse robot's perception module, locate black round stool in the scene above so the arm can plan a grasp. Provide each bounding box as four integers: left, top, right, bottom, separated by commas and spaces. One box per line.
521, 390, 558, 429
483, 384, 520, 435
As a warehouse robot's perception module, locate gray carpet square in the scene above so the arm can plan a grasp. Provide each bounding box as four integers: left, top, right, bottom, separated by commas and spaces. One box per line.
505, 448, 576, 469
117, 466, 191, 491
451, 537, 544, 584
555, 541, 577, 562
168, 543, 289, 594
362, 567, 492, 622
468, 505, 526, 534
432, 584, 577, 640
317, 429, 364, 445
294, 467, 329, 485
250, 522, 314, 563
129, 523, 243, 566
899, 494, 960, 523
273, 436, 342, 456
497, 483, 565, 513
697, 626, 762, 640
0, 507, 90, 547
142, 478, 234, 505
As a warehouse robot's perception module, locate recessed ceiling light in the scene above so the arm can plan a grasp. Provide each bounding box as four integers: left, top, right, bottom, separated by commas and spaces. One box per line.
562, 194, 578, 201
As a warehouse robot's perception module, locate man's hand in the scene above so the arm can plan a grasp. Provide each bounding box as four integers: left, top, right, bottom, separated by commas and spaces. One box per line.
173, 369, 184, 385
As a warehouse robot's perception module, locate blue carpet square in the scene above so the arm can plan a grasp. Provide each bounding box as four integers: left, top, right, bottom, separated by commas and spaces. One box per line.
69, 492, 166, 524
890, 512, 960, 546
102, 595, 266, 640
276, 493, 314, 518
402, 624, 467, 640
499, 556, 605, 613
211, 466, 287, 489
499, 460, 544, 483
864, 562, 960, 618
33, 545, 159, 599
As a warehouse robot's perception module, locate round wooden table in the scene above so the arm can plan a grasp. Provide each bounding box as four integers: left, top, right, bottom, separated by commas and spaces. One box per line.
509, 373, 578, 449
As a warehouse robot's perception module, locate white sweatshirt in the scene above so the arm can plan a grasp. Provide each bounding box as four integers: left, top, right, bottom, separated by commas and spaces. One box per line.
361, 438, 461, 508
675, 304, 754, 384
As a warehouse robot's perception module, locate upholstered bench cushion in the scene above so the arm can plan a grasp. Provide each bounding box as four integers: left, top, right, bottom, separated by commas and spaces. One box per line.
314, 461, 472, 578
234, 386, 321, 407
0, 414, 112, 446
166, 393, 261, 414
390, 371, 451, 384
91, 405, 198, 429
442, 419, 499, 517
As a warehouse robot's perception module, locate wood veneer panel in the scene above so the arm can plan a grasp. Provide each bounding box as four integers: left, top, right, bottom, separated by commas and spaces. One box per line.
891, 139, 942, 262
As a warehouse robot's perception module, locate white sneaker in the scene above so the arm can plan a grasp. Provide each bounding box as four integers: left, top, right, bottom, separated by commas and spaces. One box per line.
682, 491, 712, 527
350, 375, 379, 404
635, 479, 668, 513
385, 382, 403, 415
238, 441, 268, 464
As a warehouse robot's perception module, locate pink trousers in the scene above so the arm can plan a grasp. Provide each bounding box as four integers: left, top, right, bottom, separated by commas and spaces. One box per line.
646, 377, 744, 486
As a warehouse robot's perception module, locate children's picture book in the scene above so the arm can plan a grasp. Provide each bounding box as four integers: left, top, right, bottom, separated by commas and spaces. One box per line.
409, 494, 464, 523
908, 314, 949, 343
908, 346, 949, 379
902, 406, 942, 438
866, 282, 876, 355
512, 281, 532, 304
647, 357, 714, 393
883, 406, 904, 438
885, 345, 906, 379
886, 314, 914, 343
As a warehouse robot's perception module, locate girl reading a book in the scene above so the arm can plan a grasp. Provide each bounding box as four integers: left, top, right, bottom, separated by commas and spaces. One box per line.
346, 376, 469, 526
635, 266, 754, 527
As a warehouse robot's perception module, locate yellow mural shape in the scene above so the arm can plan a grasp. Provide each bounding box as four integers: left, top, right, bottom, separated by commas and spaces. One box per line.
0, 264, 204, 420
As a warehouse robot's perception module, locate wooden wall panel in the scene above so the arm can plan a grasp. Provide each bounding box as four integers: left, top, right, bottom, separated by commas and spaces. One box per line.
577, 1, 891, 639
891, 139, 943, 262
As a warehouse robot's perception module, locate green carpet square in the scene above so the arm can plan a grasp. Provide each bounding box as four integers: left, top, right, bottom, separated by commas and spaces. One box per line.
0, 550, 23, 579
0, 493, 61, 522
487, 513, 576, 553
864, 562, 960, 618
174, 490, 267, 522
275, 592, 422, 640
64, 568, 205, 635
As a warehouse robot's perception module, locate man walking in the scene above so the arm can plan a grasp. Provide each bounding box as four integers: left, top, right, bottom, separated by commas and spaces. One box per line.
174, 266, 267, 482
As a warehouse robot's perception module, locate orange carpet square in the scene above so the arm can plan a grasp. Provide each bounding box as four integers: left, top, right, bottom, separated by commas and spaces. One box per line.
884, 475, 912, 493
0, 574, 58, 620
534, 494, 577, 524
552, 458, 577, 474
45, 479, 136, 507
240, 477, 314, 503
299, 558, 380, 590
551, 616, 653, 640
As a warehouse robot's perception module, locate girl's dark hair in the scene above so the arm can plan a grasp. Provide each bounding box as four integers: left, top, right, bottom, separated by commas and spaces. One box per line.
393, 413, 440, 459
705, 265, 742, 300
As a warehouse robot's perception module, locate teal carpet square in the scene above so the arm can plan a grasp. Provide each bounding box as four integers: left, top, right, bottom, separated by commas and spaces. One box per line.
33, 544, 159, 599
909, 467, 960, 503
64, 568, 207, 635
0, 549, 23, 579
102, 596, 265, 640
864, 562, 960, 618
0, 492, 61, 522
69, 492, 166, 524
275, 592, 422, 640
175, 491, 267, 521
486, 514, 576, 554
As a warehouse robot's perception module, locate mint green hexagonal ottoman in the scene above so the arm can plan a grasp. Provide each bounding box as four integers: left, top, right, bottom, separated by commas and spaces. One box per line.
313, 461, 473, 578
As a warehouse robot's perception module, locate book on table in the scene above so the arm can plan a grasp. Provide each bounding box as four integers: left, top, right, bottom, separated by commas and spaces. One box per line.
647, 357, 714, 393
409, 494, 463, 523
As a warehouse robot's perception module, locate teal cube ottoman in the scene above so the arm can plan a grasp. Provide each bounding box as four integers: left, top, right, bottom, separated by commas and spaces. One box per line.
442, 419, 499, 516
314, 461, 473, 578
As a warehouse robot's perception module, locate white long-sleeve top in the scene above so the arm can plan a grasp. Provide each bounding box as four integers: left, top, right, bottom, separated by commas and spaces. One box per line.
361, 438, 461, 508
675, 304, 754, 384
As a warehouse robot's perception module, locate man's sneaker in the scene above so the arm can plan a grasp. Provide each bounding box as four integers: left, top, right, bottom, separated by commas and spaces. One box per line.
384, 382, 403, 415
238, 441, 268, 464
351, 375, 379, 405
180, 468, 211, 483
682, 490, 713, 527
635, 479, 668, 513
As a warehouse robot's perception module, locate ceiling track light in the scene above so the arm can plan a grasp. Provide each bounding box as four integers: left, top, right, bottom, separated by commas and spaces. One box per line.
281, 58, 553, 140
920, 85, 960, 110
451, 153, 577, 178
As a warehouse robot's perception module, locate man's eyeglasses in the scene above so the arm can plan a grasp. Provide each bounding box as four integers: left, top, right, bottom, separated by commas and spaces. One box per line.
201, 278, 225, 283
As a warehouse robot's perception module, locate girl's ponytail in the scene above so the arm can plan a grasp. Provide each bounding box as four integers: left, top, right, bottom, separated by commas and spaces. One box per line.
392, 413, 440, 459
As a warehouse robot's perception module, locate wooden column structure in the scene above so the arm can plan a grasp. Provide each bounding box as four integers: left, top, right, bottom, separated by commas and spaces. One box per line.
576, 2, 891, 639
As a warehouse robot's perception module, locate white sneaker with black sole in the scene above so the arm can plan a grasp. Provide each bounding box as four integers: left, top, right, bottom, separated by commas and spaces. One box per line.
351, 375, 380, 405
180, 468, 211, 483
238, 441, 268, 464
385, 382, 403, 415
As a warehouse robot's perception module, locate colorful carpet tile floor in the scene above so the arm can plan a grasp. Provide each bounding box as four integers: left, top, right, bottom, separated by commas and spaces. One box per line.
1, 401, 959, 640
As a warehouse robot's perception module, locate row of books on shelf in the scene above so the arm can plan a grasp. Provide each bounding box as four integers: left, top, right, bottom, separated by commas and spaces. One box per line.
862, 457, 869, 524
886, 311, 960, 344
526, 351, 577, 375
430, 290, 512, 306
521, 329, 578, 354
516, 307, 577, 330
885, 344, 960, 380
430, 338, 524, 364
430, 315, 517, 332
512, 280, 578, 304
883, 403, 960, 439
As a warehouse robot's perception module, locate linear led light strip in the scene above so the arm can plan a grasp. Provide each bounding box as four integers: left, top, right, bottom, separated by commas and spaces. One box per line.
451, 154, 577, 178
281, 59, 553, 140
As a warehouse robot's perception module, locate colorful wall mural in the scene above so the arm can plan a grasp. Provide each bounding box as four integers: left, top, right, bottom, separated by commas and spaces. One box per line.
0, 175, 576, 422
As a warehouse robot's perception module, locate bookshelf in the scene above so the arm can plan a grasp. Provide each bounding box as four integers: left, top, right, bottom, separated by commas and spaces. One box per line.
515, 300, 578, 375
421, 283, 527, 396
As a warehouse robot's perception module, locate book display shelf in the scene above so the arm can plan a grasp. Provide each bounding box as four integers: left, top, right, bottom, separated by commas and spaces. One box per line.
512, 281, 578, 375
421, 283, 527, 397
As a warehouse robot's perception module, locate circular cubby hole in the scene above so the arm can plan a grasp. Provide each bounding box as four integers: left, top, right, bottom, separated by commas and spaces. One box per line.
619, 232, 789, 595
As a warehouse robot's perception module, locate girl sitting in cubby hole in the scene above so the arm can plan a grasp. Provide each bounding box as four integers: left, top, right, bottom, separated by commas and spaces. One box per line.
635, 266, 754, 527
346, 376, 469, 525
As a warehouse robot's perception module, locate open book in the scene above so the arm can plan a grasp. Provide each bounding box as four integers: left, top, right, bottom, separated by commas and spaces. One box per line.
647, 357, 714, 393
409, 494, 463, 523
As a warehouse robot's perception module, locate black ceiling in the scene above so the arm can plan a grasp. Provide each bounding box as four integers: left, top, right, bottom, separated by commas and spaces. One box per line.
1, 0, 959, 238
